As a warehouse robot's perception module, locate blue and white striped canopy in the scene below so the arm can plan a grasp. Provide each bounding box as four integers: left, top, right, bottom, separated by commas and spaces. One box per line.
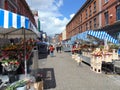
77, 31, 90, 42
70, 30, 119, 44
0, 8, 29, 29
88, 30, 119, 44
0, 8, 39, 35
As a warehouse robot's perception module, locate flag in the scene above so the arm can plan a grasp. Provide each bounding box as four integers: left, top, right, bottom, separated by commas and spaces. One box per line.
38, 19, 40, 32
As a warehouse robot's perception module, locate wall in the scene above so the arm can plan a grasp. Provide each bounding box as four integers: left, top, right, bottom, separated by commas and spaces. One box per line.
62, 30, 67, 40
101, 0, 118, 27
66, 0, 100, 39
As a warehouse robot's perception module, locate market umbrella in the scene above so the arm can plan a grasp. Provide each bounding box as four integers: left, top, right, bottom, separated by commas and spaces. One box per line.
0, 8, 39, 77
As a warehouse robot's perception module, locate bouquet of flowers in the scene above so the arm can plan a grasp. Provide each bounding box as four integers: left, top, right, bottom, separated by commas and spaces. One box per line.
0, 59, 20, 71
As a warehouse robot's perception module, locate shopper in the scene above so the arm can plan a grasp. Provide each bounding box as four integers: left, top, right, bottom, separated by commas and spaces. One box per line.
49, 45, 55, 57
56, 43, 59, 53
72, 45, 76, 54
58, 43, 62, 53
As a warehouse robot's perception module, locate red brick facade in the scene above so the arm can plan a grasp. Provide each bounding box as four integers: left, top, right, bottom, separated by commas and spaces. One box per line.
66, 0, 120, 39
101, 0, 120, 27
66, 0, 100, 39
4, 0, 17, 13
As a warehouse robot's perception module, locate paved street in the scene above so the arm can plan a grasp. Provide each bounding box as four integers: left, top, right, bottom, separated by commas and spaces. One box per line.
38, 51, 120, 90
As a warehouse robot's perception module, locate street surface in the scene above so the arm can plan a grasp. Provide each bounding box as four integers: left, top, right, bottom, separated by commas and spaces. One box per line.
38, 51, 120, 90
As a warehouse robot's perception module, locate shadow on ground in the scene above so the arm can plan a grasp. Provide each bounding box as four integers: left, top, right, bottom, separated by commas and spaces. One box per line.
31, 68, 56, 89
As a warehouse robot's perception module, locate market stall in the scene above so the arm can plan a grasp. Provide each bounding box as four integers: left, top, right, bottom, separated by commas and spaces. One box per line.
0, 8, 40, 89
71, 30, 120, 73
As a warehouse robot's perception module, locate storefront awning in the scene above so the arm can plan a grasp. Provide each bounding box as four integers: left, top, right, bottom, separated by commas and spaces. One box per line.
70, 30, 119, 44
0, 8, 39, 36
88, 30, 119, 44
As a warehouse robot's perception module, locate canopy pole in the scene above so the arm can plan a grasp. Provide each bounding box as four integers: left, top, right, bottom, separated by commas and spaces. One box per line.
23, 27, 27, 77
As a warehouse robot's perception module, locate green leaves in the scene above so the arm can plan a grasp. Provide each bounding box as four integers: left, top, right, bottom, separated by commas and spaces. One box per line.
5, 80, 27, 90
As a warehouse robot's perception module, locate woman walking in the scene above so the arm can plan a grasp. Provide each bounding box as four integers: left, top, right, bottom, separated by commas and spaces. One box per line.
49, 45, 55, 57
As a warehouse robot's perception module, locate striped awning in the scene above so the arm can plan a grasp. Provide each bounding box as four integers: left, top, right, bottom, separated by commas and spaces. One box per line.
88, 30, 119, 44
0, 8, 39, 35
70, 30, 119, 44
77, 31, 90, 42
71, 34, 77, 42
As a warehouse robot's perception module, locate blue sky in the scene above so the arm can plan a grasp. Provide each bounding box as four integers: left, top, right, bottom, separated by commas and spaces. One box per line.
26, 0, 86, 35
59, 0, 86, 19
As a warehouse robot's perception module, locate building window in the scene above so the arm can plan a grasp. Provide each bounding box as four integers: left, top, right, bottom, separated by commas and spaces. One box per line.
93, 1, 96, 13
104, 11, 109, 25
86, 9, 88, 19
116, 6, 120, 21
89, 6, 92, 16
89, 21, 92, 30
86, 23, 88, 30
94, 18, 97, 28
81, 14, 82, 23
105, 0, 109, 3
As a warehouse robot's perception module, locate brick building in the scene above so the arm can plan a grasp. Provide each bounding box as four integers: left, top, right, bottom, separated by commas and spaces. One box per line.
0, 0, 36, 27
66, 0, 101, 39
101, 0, 120, 39
66, 0, 120, 40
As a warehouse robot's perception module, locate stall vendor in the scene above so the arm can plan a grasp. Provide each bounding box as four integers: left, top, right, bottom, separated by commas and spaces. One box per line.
72, 45, 76, 54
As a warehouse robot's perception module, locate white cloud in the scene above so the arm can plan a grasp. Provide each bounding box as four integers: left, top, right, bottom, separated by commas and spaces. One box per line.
70, 13, 75, 19
26, 0, 69, 36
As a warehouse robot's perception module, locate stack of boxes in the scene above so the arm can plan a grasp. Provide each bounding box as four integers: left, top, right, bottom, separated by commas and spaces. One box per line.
91, 48, 119, 73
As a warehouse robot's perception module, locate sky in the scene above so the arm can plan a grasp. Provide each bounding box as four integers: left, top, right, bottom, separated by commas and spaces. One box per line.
26, 0, 86, 36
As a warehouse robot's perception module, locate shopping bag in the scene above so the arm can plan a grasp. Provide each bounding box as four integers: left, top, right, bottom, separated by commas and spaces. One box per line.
34, 81, 43, 90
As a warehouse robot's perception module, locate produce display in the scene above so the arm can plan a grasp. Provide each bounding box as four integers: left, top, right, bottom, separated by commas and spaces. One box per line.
91, 48, 103, 56
0, 38, 36, 74
1, 59, 20, 71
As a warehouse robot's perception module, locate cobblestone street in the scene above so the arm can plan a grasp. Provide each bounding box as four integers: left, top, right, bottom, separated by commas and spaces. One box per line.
38, 51, 120, 90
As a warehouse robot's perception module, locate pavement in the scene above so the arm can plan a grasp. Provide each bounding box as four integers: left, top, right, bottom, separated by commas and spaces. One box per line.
38, 51, 120, 90
0, 50, 120, 90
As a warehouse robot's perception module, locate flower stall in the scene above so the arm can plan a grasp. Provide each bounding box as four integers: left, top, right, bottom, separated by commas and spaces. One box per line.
71, 30, 120, 74
0, 8, 39, 89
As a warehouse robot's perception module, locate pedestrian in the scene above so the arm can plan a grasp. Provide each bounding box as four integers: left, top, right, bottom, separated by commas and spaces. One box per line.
78, 48, 82, 65
49, 45, 55, 57
58, 43, 62, 53
72, 45, 76, 54
56, 43, 59, 53
47, 45, 50, 55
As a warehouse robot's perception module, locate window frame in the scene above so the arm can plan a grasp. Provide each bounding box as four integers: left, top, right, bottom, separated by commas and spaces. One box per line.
94, 18, 97, 28
116, 5, 120, 21
93, 1, 96, 13
89, 20, 92, 30
104, 11, 109, 25
89, 5, 92, 16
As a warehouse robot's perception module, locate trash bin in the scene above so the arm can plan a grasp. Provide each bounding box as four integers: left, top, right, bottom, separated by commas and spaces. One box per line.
37, 42, 48, 59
